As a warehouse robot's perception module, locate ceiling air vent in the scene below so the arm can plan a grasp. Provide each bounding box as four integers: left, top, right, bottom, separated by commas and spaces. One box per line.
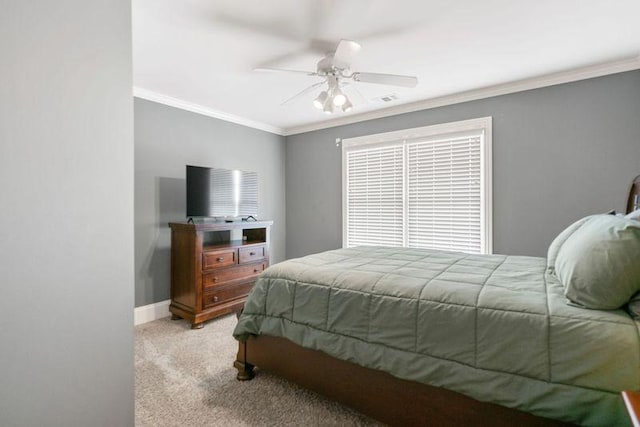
375, 94, 399, 103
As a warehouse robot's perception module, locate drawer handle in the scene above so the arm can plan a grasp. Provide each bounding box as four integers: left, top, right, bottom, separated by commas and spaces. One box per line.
249, 252, 256, 256
213, 277, 218, 282
216, 257, 224, 262
253, 268, 260, 273
213, 296, 219, 303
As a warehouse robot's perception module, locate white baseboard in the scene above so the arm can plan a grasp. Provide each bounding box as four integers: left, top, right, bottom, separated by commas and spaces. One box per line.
134, 299, 171, 326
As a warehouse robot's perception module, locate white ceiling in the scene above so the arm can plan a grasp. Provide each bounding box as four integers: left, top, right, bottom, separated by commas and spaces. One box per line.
133, 0, 640, 135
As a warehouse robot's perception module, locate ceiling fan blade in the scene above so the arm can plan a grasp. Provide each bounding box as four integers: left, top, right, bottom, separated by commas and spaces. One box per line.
352, 72, 418, 88
280, 81, 325, 106
255, 49, 309, 69
332, 39, 361, 69
257, 39, 336, 68
254, 67, 318, 76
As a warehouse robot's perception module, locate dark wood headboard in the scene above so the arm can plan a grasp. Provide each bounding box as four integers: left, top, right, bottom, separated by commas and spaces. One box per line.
627, 174, 640, 214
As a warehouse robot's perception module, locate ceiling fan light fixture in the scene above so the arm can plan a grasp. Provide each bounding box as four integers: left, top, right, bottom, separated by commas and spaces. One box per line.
313, 91, 328, 109
254, 39, 419, 114
322, 96, 334, 114
331, 87, 347, 106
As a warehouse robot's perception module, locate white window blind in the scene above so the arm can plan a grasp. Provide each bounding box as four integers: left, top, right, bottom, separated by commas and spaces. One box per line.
342, 118, 492, 254
406, 133, 482, 253
345, 144, 404, 247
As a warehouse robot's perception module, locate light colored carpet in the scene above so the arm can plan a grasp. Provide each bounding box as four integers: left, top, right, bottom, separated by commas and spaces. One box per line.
135, 314, 382, 426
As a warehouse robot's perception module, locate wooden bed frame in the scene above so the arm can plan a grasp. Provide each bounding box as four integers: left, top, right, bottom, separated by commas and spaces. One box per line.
233, 178, 640, 426
234, 335, 570, 426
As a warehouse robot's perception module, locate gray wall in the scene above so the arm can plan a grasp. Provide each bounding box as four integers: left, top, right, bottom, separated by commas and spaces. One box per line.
135, 99, 286, 307
286, 70, 640, 259
0, 1, 134, 426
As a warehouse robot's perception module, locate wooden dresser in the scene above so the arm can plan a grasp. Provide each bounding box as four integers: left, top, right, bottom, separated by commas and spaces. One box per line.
168, 220, 272, 329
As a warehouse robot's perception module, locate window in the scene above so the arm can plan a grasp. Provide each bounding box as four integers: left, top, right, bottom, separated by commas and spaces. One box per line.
342, 117, 492, 254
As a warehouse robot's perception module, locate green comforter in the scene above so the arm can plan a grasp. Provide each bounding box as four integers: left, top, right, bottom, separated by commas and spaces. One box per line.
233, 246, 640, 426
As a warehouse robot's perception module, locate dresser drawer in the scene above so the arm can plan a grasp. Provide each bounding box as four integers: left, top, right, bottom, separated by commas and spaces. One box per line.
202, 262, 266, 288
202, 249, 236, 270
239, 245, 266, 264
203, 282, 254, 308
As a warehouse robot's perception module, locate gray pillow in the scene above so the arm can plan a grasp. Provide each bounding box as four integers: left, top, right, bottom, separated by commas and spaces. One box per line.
554, 214, 640, 309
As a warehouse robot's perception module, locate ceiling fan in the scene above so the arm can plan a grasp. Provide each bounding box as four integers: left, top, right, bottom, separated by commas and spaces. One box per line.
255, 39, 418, 114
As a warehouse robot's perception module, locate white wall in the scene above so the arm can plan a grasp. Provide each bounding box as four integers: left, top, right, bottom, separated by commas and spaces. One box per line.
0, 1, 134, 425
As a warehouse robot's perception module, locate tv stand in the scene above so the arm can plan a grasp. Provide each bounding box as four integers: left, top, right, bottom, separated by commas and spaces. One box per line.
168, 220, 273, 329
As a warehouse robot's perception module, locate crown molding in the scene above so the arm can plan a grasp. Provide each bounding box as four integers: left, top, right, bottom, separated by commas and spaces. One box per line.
282, 56, 640, 136
133, 56, 640, 137
133, 87, 285, 135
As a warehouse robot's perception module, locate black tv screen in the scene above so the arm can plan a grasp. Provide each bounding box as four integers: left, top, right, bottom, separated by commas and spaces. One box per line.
186, 165, 258, 218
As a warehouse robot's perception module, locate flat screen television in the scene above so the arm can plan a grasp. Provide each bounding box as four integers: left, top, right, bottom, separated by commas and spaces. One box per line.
186, 165, 258, 219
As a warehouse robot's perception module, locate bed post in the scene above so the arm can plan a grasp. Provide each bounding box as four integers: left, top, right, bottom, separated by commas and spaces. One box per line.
234, 340, 255, 381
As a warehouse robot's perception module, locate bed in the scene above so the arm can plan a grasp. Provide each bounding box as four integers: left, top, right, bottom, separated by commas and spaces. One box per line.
233, 179, 640, 426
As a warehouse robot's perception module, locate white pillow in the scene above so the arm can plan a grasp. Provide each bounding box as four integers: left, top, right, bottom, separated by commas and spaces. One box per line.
626, 209, 640, 221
